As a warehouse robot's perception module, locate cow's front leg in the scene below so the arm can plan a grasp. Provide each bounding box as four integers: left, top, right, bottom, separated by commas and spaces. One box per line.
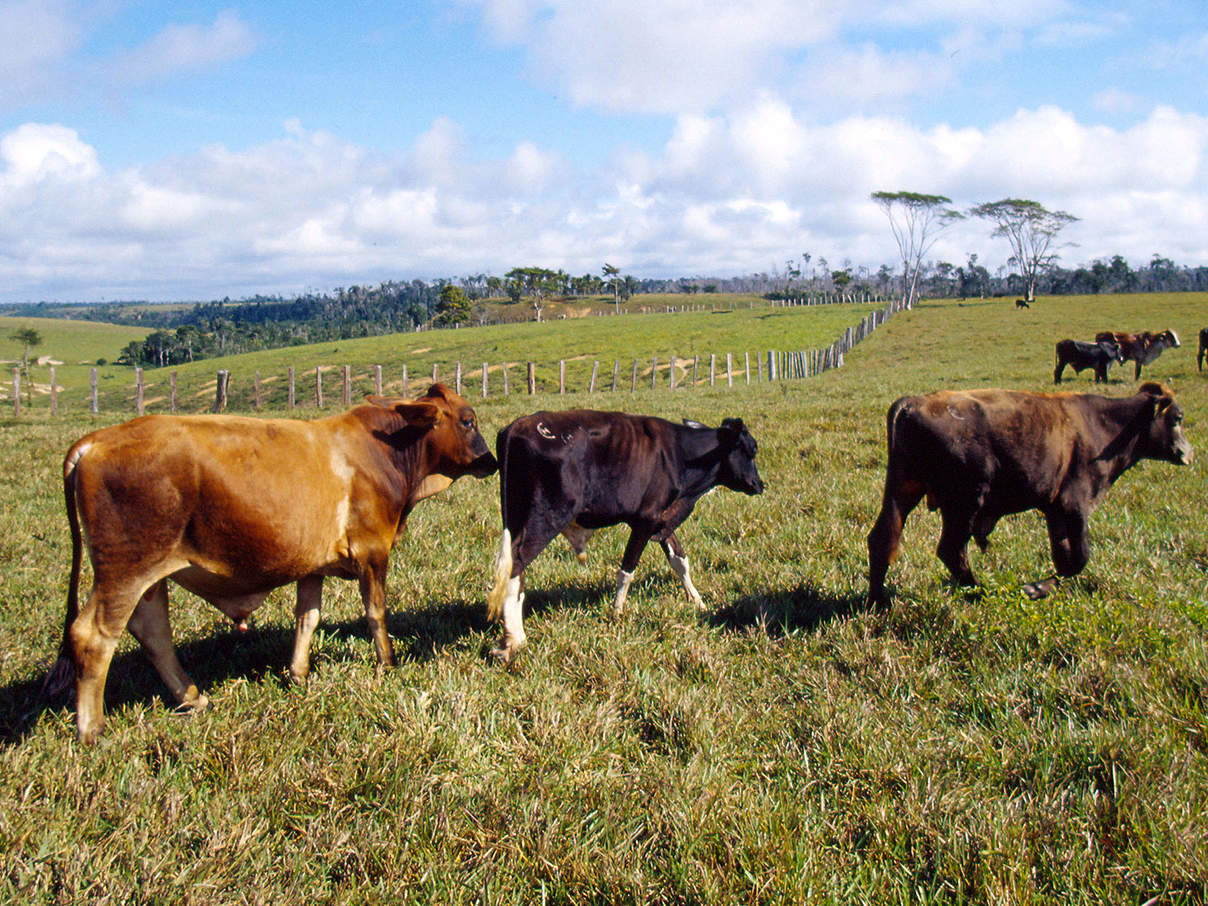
126, 579, 208, 713
1026, 509, 1091, 599
288, 575, 324, 683
613, 530, 651, 617
660, 534, 703, 610
492, 571, 527, 663
360, 557, 395, 670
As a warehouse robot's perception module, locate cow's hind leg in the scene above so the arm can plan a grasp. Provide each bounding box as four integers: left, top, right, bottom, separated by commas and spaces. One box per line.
936, 501, 979, 589
69, 579, 146, 743
660, 533, 704, 610
867, 478, 925, 606
613, 529, 653, 617
489, 522, 566, 662
126, 579, 208, 713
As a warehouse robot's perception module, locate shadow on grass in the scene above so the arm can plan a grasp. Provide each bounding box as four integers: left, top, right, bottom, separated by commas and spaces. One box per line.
708, 583, 866, 637
0, 596, 502, 747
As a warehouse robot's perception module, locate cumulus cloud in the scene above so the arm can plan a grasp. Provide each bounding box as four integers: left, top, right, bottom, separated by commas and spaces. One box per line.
105, 9, 256, 85
1, 102, 1206, 302
0, 0, 84, 106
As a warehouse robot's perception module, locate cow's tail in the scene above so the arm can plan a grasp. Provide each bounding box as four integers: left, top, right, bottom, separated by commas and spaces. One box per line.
485, 426, 513, 623
43, 444, 86, 699
486, 528, 513, 623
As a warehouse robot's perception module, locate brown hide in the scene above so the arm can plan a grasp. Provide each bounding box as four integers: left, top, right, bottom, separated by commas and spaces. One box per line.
867, 384, 1192, 605
48, 383, 496, 742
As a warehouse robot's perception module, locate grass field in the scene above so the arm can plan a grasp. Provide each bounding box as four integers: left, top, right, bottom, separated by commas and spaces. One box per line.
0, 293, 1206, 903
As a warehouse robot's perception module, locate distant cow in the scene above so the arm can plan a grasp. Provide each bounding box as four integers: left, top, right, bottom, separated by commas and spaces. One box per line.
1095, 330, 1181, 379
486, 410, 764, 661
867, 383, 1192, 605
1198, 327, 1207, 371
1015, 298, 1030, 309
45, 384, 497, 742
1053, 337, 1124, 383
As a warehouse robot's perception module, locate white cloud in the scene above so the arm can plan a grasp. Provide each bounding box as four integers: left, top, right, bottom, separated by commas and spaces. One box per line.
106, 9, 256, 85
0, 0, 83, 105
1, 102, 1207, 302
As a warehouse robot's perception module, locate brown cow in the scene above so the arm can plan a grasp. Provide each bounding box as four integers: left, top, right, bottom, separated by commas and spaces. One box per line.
1095, 330, 1180, 379
45, 383, 497, 742
867, 383, 1192, 606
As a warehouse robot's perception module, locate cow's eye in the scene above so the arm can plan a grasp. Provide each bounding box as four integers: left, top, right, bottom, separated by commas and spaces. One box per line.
462, 417, 475, 429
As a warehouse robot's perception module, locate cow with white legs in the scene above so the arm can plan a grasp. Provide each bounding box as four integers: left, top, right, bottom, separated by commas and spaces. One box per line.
486, 410, 764, 662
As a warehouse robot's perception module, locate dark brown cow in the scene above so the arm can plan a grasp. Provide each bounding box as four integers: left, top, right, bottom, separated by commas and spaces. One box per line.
1095, 330, 1181, 379
45, 384, 497, 742
867, 383, 1192, 605
1198, 327, 1207, 371
486, 410, 764, 661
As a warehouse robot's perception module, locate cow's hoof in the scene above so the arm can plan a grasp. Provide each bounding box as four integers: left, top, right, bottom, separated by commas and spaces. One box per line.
176, 692, 210, 713
1022, 580, 1056, 600
489, 640, 525, 664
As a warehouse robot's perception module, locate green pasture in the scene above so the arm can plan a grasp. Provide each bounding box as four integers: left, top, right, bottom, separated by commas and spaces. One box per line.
0, 293, 1205, 903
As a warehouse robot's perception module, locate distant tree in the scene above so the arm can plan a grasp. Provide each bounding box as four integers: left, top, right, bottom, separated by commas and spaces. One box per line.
434, 284, 472, 326
603, 262, 622, 312
969, 198, 1078, 304
871, 191, 963, 308
9, 327, 42, 403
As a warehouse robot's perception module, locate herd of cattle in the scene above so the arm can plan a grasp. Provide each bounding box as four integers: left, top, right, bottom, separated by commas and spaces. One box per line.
1054, 328, 1183, 383
43, 326, 1201, 742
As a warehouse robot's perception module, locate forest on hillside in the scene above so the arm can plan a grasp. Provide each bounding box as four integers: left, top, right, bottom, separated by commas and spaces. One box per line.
3, 254, 1205, 369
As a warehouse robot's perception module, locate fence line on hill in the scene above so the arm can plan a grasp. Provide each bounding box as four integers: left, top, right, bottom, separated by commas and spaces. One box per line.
4, 299, 905, 417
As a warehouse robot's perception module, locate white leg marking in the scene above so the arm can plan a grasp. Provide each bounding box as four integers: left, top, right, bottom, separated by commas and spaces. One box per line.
493, 575, 527, 662
612, 569, 635, 617
668, 552, 704, 609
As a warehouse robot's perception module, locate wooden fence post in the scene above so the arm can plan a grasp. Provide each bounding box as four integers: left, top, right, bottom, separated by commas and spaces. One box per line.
288, 366, 295, 410
651, 356, 658, 390
726, 353, 733, 387
401, 364, 408, 397
502, 363, 509, 396
559, 359, 565, 394
588, 360, 599, 393
12, 368, 19, 417
254, 371, 262, 409
169, 371, 178, 412
482, 362, 488, 398
136, 368, 144, 415
692, 355, 698, 387
432, 363, 439, 384
631, 359, 638, 392
343, 365, 352, 406
669, 355, 676, 390
214, 370, 229, 413
455, 362, 462, 396
709, 354, 716, 387
611, 360, 619, 392
744, 353, 750, 386
527, 362, 536, 394
91, 368, 98, 414
50, 366, 58, 414
375, 364, 383, 397
315, 366, 323, 408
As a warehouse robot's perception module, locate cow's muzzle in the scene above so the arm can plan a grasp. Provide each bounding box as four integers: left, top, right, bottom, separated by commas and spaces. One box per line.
470, 451, 499, 477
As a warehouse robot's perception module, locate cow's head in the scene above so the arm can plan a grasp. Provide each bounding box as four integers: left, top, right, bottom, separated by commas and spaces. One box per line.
371, 383, 498, 479
716, 417, 765, 495
1098, 339, 1125, 364
1160, 329, 1181, 348
1138, 382, 1194, 466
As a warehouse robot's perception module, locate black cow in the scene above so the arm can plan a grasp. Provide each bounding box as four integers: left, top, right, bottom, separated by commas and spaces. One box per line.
1053, 338, 1124, 383
1015, 298, 1030, 309
1096, 330, 1181, 379
1198, 327, 1207, 371
867, 383, 1192, 606
486, 410, 764, 661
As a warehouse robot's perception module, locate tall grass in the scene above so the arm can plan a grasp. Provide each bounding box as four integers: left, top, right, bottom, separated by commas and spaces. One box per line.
0, 293, 1205, 903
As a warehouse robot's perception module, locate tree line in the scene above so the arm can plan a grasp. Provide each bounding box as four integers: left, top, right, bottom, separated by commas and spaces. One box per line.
4, 252, 1208, 369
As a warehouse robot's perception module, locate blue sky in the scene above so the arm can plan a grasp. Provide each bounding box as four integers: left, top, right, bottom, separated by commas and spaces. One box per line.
1, 0, 1206, 302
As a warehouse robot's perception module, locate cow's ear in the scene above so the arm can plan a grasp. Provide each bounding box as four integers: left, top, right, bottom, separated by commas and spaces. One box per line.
1138, 381, 1164, 398
396, 401, 441, 428
366, 395, 398, 408
718, 418, 745, 444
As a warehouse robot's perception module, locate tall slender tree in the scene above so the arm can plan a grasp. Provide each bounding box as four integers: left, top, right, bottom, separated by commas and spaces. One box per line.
968, 198, 1078, 303
871, 191, 963, 309
602, 262, 622, 313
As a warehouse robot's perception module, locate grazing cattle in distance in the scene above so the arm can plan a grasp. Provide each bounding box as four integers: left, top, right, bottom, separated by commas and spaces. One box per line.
1053, 337, 1124, 383
45, 383, 498, 743
1198, 327, 1207, 371
1095, 330, 1181, 379
486, 410, 764, 662
1015, 298, 1030, 309
867, 383, 1192, 606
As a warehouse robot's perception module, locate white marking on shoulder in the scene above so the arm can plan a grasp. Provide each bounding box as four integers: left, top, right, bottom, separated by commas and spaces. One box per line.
329, 448, 355, 537
537, 422, 555, 440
